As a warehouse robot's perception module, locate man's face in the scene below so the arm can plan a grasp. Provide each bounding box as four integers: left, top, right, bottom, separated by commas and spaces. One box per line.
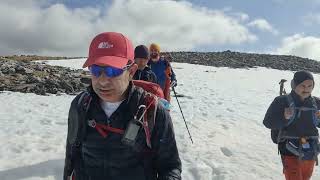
91, 64, 137, 102
294, 79, 314, 100
135, 58, 148, 69
150, 50, 159, 61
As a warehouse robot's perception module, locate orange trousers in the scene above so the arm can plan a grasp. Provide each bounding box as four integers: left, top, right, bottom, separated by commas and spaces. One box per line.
282, 156, 316, 180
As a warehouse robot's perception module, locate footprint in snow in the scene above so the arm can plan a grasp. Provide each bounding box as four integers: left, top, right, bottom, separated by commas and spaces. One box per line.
221, 124, 229, 130
208, 132, 216, 138
220, 147, 233, 157
202, 112, 208, 117
226, 108, 234, 112
40, 119, 52, 125
55, 121, 66, 126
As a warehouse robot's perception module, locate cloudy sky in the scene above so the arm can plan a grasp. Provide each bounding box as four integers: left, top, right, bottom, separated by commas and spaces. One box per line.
1, 0, 320, 60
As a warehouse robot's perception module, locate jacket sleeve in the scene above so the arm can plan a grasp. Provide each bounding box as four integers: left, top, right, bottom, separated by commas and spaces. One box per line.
63, 94, 83, 180
263, 96, 288, 130
63, 103, 76, 180
153, 105, 182, 180
165, 60, 176, 83
170, 66, 177, 82
63, 139, 73, 180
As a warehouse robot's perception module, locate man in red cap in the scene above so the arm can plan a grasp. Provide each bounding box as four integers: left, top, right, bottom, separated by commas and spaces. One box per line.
63, 32, 181, 180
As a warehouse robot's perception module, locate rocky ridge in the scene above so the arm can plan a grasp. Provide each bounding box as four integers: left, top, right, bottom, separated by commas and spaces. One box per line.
1, 51, 320, 95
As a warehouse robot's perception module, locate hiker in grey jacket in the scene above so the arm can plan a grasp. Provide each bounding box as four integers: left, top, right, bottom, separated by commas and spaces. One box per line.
263, 70, 320, 180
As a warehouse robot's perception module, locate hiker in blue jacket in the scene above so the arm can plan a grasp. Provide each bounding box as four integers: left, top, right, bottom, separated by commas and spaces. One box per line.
263, 70, 320, 180
148, 43, 177, 102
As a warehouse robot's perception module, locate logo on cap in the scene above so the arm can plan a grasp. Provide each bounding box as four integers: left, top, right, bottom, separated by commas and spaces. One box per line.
98, 42, 114, 49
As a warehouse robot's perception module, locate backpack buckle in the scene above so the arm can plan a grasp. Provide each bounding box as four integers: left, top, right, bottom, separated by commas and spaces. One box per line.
88, 119, 96, 128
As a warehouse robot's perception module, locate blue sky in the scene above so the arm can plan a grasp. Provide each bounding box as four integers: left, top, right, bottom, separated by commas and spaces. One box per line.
1, 0, 320, 60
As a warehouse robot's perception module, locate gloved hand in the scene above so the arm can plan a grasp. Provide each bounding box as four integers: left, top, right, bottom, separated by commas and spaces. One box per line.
170, 80, 177, 88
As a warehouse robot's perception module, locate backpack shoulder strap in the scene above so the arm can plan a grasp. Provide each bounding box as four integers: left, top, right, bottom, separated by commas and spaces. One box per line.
311, 96, 318, 109
68, 91, 92, 145
77, 91, 92, 111
274, 94, 295, 144
311, 96, 319, 126
129, 89, 158, 149
285, 94, 296, 127
135, 92, 158, 148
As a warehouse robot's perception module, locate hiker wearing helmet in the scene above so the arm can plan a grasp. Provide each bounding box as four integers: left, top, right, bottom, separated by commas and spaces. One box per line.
148, 43, 177, 102
263, 70, 320, 180
63, 32, 181, 180
133, 45, 157, 83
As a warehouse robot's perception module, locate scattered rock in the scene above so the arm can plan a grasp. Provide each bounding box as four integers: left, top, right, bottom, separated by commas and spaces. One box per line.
0, 59, 89, 95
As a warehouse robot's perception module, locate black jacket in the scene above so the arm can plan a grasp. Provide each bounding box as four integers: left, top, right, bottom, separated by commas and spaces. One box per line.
64, 83, 181, 180
263, 91, 320, 155
133, 66, 157, 83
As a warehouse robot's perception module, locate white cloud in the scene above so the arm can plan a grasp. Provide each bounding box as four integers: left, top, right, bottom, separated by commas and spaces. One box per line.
238, 13, 250, 21
229, 12, 249, 22
276, 34, 320, 60
221, 7, 249, 22
0, 0, 256, 56
247, 19, 278, 35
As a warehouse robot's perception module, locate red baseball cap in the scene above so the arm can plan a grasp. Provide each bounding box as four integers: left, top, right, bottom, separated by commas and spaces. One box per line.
82, 32, 134, 68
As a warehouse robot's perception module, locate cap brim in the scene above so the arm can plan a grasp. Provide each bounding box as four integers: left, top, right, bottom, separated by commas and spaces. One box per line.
82, 56, 129, 68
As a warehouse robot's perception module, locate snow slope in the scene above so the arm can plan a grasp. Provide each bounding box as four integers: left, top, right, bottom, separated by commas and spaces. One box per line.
1, 58, 320, 180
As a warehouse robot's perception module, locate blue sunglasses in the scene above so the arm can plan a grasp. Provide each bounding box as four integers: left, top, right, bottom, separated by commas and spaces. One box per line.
89, 64, 131, 78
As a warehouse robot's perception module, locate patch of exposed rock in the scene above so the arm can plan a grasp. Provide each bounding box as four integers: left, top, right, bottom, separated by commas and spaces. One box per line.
0, 59, 90, 95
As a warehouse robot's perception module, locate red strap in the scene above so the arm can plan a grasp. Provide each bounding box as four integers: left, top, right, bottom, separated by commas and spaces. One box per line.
94, 122, 124, 138
89, 95, 156, 144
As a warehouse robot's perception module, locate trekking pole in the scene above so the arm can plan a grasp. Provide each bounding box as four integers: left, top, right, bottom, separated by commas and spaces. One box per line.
279, 79, 287, 95
172, 86, 194, 144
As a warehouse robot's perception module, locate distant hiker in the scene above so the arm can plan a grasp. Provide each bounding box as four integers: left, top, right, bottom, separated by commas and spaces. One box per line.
148, 43, 177, 102
263, 70, 320, 180
133, 45, 157, 83
63, 32, 182, 180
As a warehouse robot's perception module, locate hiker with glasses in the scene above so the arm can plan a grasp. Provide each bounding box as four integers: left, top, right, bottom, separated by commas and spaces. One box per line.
63, 32, 181, 180
133, 45, 157, 83
263, 70, 320, 180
